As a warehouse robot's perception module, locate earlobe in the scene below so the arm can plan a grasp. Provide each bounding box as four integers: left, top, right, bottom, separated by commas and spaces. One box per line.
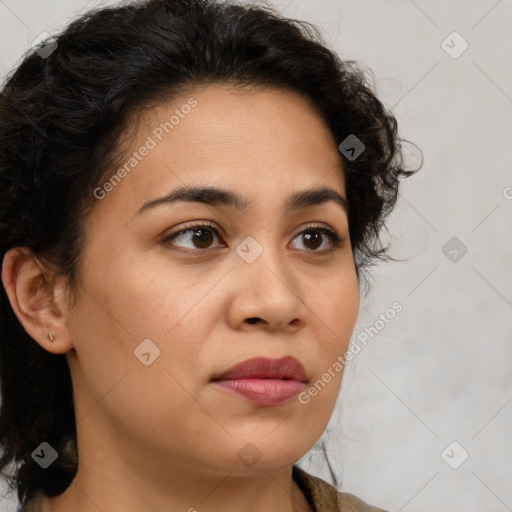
1, 247, 73, 354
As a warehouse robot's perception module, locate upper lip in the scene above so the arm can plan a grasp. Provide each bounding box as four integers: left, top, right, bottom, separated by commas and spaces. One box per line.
211, 356, 308, 383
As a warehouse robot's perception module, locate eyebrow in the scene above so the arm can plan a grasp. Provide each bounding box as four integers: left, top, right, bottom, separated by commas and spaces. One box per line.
136, 185, 348, 216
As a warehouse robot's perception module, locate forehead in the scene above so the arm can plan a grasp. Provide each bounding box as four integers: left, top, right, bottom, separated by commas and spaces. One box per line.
93, 83, 346, 218
138, 82, 340, 164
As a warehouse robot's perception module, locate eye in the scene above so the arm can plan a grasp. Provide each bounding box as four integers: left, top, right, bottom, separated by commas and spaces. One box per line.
290, 224, 343, 252
162, 221, 225, 250
162, 221, 344, 253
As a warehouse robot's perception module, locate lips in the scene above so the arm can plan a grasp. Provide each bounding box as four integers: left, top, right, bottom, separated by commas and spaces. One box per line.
211, 356, 308, 383
211, 356, 308, 406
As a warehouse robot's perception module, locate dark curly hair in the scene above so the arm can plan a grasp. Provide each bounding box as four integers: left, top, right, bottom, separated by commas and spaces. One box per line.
0, 0, 417, 507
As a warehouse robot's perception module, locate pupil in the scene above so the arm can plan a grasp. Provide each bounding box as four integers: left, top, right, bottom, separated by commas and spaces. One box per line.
304, 232, 321, 250
193, 228, 213, 248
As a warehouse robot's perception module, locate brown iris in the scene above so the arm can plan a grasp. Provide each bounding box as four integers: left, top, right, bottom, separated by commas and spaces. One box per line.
191, 228, 215, 249
302, 231, 322, 251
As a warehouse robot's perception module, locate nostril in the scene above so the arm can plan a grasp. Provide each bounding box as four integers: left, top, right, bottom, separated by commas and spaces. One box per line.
246, 317, 259, 324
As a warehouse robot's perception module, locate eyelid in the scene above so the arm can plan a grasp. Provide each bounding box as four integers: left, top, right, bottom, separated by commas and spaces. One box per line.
297, 221, 341, 236
162, 220, 225, 247
165, 220, 221, 236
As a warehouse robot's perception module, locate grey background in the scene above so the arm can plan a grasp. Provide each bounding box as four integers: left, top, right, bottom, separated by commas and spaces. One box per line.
1, 0, 511, 510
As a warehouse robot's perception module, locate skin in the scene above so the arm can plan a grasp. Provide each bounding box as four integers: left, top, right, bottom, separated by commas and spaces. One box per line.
2, 83, 360, 512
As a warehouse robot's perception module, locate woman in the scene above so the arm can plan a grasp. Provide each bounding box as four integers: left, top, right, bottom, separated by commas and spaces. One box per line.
0, 0, 415, 510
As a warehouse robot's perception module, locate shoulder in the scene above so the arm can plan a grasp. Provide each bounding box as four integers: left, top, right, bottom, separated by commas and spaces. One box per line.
292, 465, 388, 512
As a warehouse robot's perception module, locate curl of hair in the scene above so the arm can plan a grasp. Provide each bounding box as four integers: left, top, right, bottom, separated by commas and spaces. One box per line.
0, 0, 418, 505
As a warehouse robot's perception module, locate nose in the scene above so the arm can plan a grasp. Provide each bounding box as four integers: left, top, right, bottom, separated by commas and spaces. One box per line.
225, 243, 308, 333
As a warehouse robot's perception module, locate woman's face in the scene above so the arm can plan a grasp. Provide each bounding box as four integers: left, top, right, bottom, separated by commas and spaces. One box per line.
64, 84, 360, 476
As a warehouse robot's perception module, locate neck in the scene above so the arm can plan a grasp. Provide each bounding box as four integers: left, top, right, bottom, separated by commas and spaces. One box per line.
47, 424, 312, 512
48, 466, 312, 512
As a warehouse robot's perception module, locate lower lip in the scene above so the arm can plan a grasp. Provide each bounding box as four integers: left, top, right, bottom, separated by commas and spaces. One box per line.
212, 378, 306, 405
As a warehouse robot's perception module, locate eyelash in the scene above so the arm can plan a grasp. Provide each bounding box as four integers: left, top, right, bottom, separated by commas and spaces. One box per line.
162, 221, 344, 253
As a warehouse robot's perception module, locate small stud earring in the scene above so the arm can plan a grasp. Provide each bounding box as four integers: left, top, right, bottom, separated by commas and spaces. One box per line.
48, 332, 55, 342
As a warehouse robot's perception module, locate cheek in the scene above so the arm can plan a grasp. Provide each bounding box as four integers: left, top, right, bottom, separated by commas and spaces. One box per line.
66, 265, 222, 439
301, 269, 359, 400
80, 248, 217, 339
309, 268, 360, 346
72, 253, 225, 388
333, 284, 360, 346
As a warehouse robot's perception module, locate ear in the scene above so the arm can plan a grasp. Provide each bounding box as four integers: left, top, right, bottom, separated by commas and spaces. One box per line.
1, 247, 74, 354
